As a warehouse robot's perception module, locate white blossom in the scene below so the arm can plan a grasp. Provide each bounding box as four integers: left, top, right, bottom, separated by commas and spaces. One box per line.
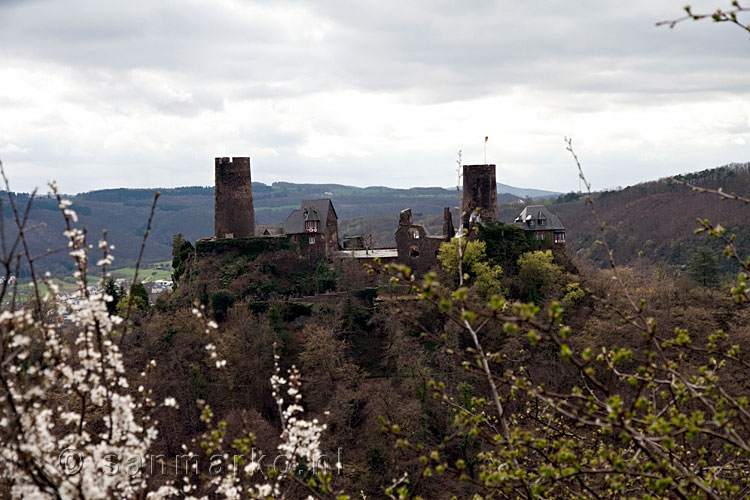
0, 188, 332, 500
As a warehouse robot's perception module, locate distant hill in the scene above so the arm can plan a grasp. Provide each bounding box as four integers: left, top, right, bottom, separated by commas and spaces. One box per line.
497, 183, 559, 200
2, 165, 747, 277
544, 163, 750, 271
500, 162, 750, 272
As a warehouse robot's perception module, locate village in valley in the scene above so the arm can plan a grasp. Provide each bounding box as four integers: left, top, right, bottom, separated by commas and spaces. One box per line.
10, 264, 174, 322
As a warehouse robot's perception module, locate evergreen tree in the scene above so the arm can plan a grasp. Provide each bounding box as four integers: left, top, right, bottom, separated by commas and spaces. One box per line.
477, 222, 531, 274
131, 282, 150, 308
102, 277, 124, 316
171, 233, 194, 283
116, 282, 150, 316
689, 245, 720, 287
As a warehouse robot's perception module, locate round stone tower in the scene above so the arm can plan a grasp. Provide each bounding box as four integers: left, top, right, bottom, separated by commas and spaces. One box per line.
215, 157, 255, 238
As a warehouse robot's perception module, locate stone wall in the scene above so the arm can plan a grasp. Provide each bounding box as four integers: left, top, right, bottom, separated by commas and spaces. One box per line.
289, 233, 327, 261
394, 208, 450, 276
215, 157, 255, 238
462, 164, 498, 228
196, 236, 291, 257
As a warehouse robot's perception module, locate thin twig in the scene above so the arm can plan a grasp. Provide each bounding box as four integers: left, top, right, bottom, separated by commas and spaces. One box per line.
656, 3, 750, 34
670, 176, 750, 205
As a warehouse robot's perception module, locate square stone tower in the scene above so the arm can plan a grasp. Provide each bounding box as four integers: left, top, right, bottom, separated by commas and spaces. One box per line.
461, 164, 498, 228
215, 157, 255, 238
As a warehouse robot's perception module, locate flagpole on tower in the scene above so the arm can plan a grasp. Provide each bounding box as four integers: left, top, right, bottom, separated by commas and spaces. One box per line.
484, 136, 488, 164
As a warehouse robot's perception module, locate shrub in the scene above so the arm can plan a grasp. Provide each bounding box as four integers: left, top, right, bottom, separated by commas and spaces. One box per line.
211, 289, 235, 318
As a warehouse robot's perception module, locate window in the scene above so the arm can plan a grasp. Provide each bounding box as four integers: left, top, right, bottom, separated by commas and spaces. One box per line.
555, 233, 565, 244
409, 229, 420, 239
409, 245, 420, 258
538, 219, 546, 226
535, 233, 545, 240
309, 236, 315, 244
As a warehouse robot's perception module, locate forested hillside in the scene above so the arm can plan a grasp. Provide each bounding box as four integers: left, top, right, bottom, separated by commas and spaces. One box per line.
528, 162, 750, 271
115, 209, 750, 498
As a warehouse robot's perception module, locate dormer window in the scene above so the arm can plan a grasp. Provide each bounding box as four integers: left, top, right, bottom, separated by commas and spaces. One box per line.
303, 207, 320, 233
537, 210, 547, 226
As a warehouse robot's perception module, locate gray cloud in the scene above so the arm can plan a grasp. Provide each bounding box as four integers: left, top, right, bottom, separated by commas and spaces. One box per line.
3, 0, 747, 98
0, 0, 748, 194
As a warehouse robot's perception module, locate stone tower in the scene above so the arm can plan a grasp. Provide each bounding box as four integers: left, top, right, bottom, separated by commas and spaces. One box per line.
442, 207, 455, 238
215, 157, 255, 238
461, 164, 498, 228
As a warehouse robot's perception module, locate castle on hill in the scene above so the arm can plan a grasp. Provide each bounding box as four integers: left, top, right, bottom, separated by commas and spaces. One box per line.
207, 156, 565, 275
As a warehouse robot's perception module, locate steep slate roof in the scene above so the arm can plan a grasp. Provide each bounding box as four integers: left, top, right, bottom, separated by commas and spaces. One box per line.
305, 199, 338, 220
304, 206, 320, 222
514, 205, 565, 231
283, 210, 303, 234
283, 199, 337, 235
256, 224, 284, 236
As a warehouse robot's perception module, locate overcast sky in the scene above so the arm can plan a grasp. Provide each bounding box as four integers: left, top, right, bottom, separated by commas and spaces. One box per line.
1, 0, 748, 194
